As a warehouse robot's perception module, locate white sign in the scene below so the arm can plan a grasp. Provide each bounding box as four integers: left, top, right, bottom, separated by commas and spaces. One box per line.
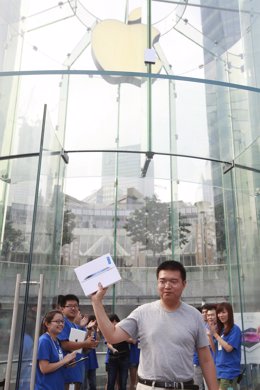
74, 253, 121, 296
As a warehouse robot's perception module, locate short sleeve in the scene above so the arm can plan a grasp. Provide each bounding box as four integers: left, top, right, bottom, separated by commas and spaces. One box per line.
38, 337, 52, 361
118, 308, 140, 339
224, 325, 241, 350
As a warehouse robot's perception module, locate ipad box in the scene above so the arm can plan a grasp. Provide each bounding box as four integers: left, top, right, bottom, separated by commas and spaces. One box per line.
74, 253, 121, 296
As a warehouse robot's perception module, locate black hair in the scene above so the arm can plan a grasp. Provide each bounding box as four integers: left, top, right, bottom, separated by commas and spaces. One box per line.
206, 303, 217, 311
41, 310, 63, 334
216, 302, 234, 335
60, 294, 79, 307
52, 294, 64, 309
109, 313, 120, 323
201, 303, 211, 311
87, 314, 96, 324
156, 260, 186, 281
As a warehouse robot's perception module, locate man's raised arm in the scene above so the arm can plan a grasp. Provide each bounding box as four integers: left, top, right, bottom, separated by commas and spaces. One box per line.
91, 283, 130, 344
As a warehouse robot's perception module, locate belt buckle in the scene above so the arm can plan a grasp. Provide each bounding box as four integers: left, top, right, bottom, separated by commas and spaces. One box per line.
165, 382, 179, 389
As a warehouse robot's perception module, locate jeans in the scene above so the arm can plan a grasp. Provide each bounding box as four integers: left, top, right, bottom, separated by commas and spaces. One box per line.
107, 355, 129, 390
83, 369, 97, 390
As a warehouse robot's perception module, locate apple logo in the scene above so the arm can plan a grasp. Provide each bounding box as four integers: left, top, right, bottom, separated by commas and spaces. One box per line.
91, 8, 161, 86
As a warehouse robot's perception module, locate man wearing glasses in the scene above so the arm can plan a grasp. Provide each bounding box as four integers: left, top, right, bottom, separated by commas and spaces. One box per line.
91, 261, 218, 390
58, 294, 97, 390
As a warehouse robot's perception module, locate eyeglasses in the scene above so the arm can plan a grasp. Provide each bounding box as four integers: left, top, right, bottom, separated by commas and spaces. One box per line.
51, 320, 65, 324
158, 279, 179, 287
64, 305, 79, 309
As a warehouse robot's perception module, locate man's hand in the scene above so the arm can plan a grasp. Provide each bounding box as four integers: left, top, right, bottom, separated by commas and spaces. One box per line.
208, 323, 217, 335
91, 283, 108, 303
80, 314, 89, 328
87, 319, 97, 330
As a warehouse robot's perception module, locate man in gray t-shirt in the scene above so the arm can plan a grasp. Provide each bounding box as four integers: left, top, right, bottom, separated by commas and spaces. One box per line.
91, 260, 218, 390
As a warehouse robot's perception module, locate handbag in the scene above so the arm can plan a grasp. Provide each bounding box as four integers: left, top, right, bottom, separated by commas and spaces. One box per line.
237, 368, 246, 384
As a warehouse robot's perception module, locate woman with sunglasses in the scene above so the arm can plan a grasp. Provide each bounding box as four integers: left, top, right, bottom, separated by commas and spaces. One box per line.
211, 302, 241, 390
35, 310, 76, 390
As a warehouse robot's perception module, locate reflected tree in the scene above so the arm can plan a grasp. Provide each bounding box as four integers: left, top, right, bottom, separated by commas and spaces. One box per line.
1, 220, 23, 261
215, 203, 226, 263
124, 195, 191, 260
62, 209, 76, 246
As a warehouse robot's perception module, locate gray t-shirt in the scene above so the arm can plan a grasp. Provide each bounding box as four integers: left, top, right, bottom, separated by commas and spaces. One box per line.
119, 300, 208, 382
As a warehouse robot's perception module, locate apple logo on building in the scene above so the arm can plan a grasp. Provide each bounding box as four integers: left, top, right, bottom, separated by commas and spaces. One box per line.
91, 8, 162, 86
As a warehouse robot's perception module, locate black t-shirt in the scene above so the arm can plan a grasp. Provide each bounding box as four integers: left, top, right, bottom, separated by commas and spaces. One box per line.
109, 341, 130, 358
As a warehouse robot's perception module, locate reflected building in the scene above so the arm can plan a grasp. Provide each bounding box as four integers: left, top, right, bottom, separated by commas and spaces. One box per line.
101, 144, 154, 202
201, 0, 260, 311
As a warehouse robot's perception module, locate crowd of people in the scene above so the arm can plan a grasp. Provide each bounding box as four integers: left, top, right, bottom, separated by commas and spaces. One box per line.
35, 261, 242, 390
193, 302, 242, 390
35, 294, 140, 390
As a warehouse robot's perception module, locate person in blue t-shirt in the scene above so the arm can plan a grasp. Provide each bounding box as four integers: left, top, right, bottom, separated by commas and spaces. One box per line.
210, 302, 241, 390
58, 294, 98, 390
106, 314, 130, 390
83, 315, 101, 390
206, 305, 218, 362
35, 310, 76, 390
128, 338, 140, 390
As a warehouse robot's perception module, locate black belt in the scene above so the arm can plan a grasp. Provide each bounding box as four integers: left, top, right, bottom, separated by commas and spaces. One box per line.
138, 377, 198, 390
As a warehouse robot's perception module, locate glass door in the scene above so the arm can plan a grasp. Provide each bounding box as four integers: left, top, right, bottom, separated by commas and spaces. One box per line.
0, 105, 66, 389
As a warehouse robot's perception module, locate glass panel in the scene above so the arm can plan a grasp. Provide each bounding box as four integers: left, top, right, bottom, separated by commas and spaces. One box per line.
2, 0, 259, 87
224, 136, 260, 388
15, 109, 66, 389
0, 155, 38, 385
63, 151, 230, 292
0, 72, 258, 164
0, 107, 65, 387
2, 1, 260, 388
0, 1, 257, 86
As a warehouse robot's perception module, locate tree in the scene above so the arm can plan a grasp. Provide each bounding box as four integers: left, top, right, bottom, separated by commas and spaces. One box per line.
124, 195, 191, 259
214, 203, 226, 263
62, 209, 76, 246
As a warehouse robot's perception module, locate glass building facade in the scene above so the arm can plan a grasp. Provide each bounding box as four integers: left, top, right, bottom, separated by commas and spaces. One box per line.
0, 0, 260, 388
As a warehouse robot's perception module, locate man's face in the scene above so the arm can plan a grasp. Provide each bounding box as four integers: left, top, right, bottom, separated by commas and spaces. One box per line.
61, 300, 79, 321
157, 269, 186, 303
202, 309, 208, 322
207, 309, 217, 325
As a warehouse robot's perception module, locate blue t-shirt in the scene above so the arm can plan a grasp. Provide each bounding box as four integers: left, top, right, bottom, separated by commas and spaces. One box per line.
35, 333, 65, 390
57, 317, 84, 383
85, 330, 99, 370
129, 343, 140, 365
19, 333, 33, 390
85, 349, 98, 370
215, 324, 241, 379
193, 351, 199, 366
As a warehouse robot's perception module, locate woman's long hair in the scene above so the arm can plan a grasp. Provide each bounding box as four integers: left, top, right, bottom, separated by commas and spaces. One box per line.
41, 310, 63, 335
216, 302, 234, 335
